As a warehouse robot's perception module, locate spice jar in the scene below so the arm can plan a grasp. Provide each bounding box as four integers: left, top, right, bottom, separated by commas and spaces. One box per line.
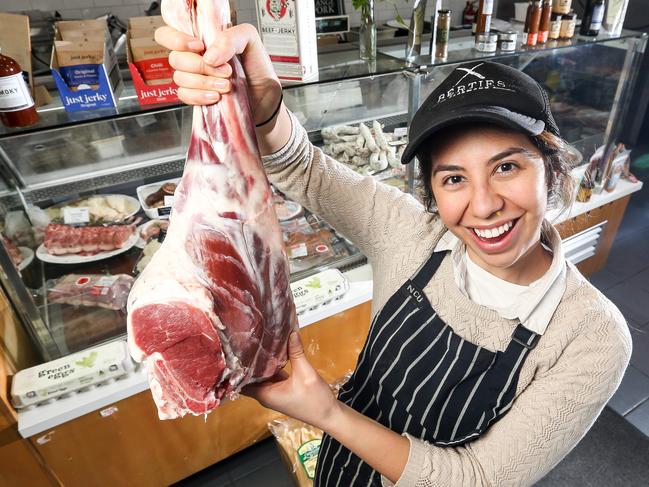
552, 0, 572, 14
549, 13, 562, 39
498, 31, 518, 51
475, 33, 498, 52
560, 11, 577, 39
435, 10, 451, 59
0, 50, 39, 128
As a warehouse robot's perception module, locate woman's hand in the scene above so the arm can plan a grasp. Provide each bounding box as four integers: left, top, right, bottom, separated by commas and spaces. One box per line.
243, 332, 342, 432
155, 23, 282, 126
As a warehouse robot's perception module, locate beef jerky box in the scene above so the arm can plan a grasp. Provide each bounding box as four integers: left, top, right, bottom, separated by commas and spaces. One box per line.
256, 0, 319, 83
50, 19, 123, 112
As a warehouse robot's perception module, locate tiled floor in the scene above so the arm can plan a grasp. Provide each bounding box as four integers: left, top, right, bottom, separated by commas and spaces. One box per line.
590, 162, 649, 436
176, 164, 649, 486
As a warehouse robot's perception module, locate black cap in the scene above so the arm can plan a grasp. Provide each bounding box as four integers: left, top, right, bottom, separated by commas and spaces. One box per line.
401, 61, 560, 164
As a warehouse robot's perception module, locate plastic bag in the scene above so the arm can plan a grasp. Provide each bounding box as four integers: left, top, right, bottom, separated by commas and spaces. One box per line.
47, 274, 134, 310
4, 211, 33, 247
268, 374, 351, 486
26, 204, 51, 245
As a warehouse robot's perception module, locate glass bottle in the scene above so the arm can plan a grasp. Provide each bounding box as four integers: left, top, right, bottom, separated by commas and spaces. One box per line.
538, 0, 553, 43
0, 50, 39, 128
359, 0, 377, 60
527, 1, 542, 46
475, 0, 494, 34
580, 0, 606, 36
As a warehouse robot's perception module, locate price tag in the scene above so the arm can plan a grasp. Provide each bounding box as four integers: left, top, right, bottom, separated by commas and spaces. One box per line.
163, 195, 174, 206
393, 127, 408, 138
289, 243, 308, 259
62, 207, 90, 225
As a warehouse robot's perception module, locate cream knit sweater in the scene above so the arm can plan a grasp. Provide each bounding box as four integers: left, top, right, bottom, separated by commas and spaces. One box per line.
262, 112, 632, 487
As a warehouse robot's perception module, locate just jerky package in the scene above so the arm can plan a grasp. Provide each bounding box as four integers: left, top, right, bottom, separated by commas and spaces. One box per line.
50, 19, 123, 111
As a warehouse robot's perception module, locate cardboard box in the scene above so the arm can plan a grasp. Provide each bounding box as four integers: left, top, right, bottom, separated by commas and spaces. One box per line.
50, 20, 123, 112
256, 0, 319, 83
126, 17, 179, 106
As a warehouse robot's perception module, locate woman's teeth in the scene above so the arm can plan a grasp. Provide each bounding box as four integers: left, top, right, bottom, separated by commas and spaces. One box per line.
473, 220, 514, 239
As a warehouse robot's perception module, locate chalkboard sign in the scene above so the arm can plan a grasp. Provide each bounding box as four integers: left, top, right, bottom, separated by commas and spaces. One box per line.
315, 0, 344, 17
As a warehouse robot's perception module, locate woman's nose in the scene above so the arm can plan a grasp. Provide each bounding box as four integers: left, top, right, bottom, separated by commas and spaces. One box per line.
470, 184, 504, 220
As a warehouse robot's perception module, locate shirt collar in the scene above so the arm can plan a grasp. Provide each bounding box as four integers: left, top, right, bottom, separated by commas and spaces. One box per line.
433, 222, 567, 335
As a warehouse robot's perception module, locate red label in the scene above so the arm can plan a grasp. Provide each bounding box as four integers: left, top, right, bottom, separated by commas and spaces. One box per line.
270, 55, 301, 64
76, 277, 90, 286
89, 285, 105, 296
266, 0, 288, 20
315, 244, 329, 254
527, 33, 538, 46
134, 58, 173, 82
538, 31, 549, 43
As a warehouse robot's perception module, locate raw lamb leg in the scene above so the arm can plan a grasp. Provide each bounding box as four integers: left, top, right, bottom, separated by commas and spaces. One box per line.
127, 0, 297, 420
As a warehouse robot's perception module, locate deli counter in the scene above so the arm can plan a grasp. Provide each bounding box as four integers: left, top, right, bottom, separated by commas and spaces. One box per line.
0, 28, 646, 486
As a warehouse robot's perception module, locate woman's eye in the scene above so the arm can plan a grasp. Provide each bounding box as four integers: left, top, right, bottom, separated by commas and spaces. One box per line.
443, 175, 464, 186
495, 162, 517, 174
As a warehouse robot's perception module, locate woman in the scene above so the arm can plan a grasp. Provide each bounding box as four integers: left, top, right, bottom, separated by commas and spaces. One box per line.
156, 23, 631, 486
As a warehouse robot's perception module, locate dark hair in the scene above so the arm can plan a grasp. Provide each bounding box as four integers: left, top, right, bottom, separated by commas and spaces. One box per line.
415, 126, 580, 219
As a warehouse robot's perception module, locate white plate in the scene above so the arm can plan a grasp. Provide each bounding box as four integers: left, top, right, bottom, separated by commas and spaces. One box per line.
17, 247, 34, 271
48, 195, 141, 224
135, 220, 169, 249
136, 178, 181, 220
36, 232, 139, 264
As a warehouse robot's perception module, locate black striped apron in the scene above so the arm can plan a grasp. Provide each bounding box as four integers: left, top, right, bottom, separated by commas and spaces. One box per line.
314, 250, 540, 487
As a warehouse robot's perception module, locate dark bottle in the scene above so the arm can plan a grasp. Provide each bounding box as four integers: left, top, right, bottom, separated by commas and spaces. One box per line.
526, 1, 542, 46
0, 50, 39, 128
580, 0, 606, 36
524, 1, 533, 33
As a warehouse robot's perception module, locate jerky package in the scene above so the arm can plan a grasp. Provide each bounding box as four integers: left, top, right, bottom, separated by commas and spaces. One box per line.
129, 37, 173, 85
54, 40, 105, 89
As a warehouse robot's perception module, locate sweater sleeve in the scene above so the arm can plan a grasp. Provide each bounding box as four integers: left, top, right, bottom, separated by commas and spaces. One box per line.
382, 305, 631, 487
261, 110, 431, 262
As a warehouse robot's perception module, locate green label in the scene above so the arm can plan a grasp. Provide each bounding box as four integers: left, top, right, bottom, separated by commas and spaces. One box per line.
305, 276, 322, 289
75, 351, 98, 368
297, 439, 321, 479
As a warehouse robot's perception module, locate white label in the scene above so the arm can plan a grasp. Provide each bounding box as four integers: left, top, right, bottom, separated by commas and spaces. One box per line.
163, 195, 174, 206
92, 276, 118, 295
393, 127, 408, 138
289, 242, 308, 258
482, 0, 494, 15
63, 207, 90, 224
136, 115, 157, 128
0, 72, 35, 112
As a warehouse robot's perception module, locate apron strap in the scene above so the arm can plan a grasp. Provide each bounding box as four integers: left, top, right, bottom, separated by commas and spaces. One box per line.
497, 323, 540, 372
411, 250, 448, 290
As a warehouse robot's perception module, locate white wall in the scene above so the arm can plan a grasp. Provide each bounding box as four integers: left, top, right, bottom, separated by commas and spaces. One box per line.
0, 0, 471, 31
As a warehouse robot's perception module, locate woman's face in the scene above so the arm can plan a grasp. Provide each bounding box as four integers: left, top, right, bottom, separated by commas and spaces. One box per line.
430, 125, 549, 283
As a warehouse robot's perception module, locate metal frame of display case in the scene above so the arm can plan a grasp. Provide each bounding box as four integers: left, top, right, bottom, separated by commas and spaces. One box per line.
0, 29, 646, 361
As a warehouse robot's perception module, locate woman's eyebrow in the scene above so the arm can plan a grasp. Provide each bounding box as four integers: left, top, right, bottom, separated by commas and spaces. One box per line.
433, 163, 464, 175
487, 147, 537, 164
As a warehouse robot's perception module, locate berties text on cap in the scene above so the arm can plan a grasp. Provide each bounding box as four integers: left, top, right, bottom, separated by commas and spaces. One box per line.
401, 61, 560, 164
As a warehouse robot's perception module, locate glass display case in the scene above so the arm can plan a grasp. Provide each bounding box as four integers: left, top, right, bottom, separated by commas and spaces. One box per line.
0, 30, 645, 363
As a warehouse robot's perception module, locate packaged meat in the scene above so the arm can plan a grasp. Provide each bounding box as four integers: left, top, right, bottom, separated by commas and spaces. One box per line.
127, 0, 297, 420
48, 274, 134, 310
43, 223, 136, 256
284, 228, 336, 273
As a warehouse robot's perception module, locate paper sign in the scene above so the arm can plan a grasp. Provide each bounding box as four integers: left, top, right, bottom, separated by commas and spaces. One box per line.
63, 207, 90, 224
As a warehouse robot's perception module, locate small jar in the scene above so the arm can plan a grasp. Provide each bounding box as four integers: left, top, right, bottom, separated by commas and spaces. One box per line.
560, 12, 577, 39
549, 13, 562, 39
498, 31, 518, 51
475, 33, 498, 52
552, 0, 572, 14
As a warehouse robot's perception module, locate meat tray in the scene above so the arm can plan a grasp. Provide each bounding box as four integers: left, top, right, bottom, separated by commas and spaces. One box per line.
136, 178, 181, 219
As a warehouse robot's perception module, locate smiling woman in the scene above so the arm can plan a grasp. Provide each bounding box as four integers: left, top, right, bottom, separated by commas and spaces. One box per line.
156, 20, 631, 486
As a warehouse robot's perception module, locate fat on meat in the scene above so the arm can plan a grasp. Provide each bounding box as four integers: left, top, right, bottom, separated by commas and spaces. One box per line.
127, 0, 297, 419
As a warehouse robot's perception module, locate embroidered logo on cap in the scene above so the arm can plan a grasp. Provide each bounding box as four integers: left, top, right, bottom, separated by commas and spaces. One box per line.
434, 62, 516, 105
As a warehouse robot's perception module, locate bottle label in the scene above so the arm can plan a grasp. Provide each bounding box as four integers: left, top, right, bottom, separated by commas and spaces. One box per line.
527, 32, 539, 45
482, 0, 494, 15
591, 5, 604, 29
550, 20, 562, 38
0, 72, 35, 112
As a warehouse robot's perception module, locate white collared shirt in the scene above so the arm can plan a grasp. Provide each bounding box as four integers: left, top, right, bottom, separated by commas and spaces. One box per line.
434, 222, 567, 335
